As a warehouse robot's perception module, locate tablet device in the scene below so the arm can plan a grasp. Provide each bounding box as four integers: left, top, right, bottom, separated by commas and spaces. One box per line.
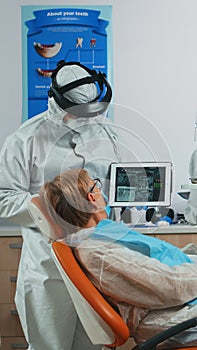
109, 162, 172, 207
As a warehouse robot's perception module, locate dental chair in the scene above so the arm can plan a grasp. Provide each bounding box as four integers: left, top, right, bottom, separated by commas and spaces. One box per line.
28, 196, 197, 350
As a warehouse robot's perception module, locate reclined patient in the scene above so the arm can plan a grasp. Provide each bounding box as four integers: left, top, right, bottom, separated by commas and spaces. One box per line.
40, 168, 197, 348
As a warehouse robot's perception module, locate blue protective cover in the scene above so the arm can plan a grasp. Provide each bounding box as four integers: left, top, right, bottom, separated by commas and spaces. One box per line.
92, 219, 193, 266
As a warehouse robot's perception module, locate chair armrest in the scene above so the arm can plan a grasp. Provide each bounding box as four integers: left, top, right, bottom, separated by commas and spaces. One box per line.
135, 317, 197, 350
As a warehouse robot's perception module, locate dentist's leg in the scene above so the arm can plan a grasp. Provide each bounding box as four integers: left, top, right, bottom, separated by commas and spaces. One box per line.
71, 316, 102, 350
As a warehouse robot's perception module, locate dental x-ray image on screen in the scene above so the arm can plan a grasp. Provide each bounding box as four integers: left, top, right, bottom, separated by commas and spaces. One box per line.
109, 162, 172, 207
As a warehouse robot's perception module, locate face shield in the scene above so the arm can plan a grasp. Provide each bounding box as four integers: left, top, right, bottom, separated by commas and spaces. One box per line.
48, 60, 112, 118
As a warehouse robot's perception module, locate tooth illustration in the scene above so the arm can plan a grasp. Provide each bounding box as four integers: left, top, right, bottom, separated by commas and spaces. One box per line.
36, 68, 54, 78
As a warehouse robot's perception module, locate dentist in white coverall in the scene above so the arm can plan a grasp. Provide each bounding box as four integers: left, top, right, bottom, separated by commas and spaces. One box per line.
0, 61, 133, 350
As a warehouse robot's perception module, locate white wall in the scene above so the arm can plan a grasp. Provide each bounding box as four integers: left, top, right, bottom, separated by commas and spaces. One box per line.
1, 0, 197, 214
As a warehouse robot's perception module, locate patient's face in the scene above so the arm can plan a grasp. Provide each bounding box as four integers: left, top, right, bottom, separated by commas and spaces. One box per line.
88, 178, 107, 214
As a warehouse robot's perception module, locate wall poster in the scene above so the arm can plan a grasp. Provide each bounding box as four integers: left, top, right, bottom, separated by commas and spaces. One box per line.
21, 5, 113, 121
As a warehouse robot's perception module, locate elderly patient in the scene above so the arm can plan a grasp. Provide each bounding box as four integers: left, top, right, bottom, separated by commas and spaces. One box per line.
40, 168, 197, 348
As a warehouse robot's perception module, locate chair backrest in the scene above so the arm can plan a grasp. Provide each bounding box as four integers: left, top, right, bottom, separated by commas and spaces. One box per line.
52, 240, 130, 347
28, 196, 130, 348
27, 196, 64, 242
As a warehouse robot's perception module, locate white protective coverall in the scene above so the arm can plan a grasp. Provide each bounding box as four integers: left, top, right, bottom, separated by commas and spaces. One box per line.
67, 227, 197, 349
0, 97, 134, 349
185, 148, 197, 224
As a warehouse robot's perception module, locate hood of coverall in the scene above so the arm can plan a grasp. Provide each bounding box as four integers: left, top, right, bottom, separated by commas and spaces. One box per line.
48, 64, 99, 123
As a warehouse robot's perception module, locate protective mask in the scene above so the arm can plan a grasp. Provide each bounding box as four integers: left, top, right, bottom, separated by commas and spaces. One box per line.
102, 191, 111, 218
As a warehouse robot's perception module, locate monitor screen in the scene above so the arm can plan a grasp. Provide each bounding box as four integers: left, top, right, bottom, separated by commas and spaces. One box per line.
109, 162, 172, 207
